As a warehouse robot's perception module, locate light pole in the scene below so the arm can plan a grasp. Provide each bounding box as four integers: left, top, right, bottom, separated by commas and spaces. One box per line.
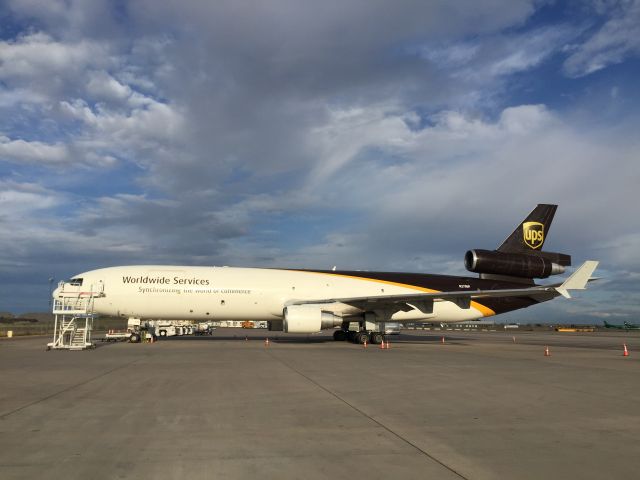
48, 277, 54, 309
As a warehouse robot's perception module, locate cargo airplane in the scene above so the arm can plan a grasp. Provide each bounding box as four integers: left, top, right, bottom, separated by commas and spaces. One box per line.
53, 205, 598, 344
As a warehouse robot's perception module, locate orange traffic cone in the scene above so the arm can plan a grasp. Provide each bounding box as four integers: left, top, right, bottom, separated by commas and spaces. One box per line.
380, 339, 385, 350
544, 346, 551, 357
512, 336, 516, 343
264, 338, 270, 347
385, 339, 390, 349
441, 336, 445, 344
363, 339, 367, 348
623, 344, 629, 357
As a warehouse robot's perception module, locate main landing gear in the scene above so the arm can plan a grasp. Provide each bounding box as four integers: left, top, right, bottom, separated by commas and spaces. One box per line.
333, 329, 384, 345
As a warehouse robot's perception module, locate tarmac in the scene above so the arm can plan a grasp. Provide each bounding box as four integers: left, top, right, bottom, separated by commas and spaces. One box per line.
1, 328, 639, 480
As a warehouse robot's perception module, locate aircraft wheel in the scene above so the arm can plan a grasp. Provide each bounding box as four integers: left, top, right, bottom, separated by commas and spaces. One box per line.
333, 330, 347, 341
129, 334, 141, 343
369, 332, 383, 344
347, 331, 358, 343
159, 330, 167, 337
355, 332, 369, 344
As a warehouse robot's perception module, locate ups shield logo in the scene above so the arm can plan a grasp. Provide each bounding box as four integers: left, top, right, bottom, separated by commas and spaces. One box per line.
523, 222, 544, 249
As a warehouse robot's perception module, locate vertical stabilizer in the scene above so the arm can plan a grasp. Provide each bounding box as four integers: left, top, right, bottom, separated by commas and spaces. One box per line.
497, 204, 557, 253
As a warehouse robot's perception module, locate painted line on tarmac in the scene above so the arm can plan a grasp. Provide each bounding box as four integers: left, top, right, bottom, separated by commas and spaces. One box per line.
0, 359, 140, 419
265, 350, 470, 480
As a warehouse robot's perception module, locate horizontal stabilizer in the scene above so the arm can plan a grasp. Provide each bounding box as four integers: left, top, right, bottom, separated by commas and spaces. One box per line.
555, 261, 599, 299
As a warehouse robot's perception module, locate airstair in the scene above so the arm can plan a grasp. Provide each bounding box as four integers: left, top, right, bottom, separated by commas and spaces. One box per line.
48, 281, 104, 350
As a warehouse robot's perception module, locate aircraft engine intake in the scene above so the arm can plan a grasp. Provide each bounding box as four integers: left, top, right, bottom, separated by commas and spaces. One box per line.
465, 249, 566, 279
283, 305, 342, 333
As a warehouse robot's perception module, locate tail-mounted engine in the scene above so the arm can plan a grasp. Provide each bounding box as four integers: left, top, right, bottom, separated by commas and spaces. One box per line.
465, 249, 571, 279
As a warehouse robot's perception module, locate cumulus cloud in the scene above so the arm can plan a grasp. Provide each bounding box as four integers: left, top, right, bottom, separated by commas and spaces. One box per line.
0, 180, 63, 213
0, 32, 111, 100
0, 137, 68, 165
0, 135, 117, 167
0, 32, 184, 171
86, 71, 133, 103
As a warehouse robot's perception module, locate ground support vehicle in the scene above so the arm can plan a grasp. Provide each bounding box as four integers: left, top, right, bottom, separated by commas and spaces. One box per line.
103, 330, 131, 342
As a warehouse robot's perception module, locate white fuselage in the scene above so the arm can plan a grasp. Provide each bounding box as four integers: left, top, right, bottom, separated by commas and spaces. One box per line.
54, 266, 491, 324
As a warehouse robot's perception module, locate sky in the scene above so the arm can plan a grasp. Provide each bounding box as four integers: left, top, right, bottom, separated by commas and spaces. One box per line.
0, 0, 638, 322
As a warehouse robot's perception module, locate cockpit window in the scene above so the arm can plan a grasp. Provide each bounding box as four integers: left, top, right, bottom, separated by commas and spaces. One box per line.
69, 278, 83, 286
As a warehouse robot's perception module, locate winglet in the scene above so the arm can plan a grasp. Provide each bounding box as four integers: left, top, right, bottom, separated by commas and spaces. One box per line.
556, 261, 599, 299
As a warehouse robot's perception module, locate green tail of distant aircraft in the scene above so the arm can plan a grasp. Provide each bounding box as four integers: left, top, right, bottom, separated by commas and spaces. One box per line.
603, 320, 640, 330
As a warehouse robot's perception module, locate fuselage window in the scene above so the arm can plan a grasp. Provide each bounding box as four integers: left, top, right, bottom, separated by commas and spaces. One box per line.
69, 278, 83, 286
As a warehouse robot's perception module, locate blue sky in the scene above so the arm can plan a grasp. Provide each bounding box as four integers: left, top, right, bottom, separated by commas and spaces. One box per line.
0, 0, 638, 322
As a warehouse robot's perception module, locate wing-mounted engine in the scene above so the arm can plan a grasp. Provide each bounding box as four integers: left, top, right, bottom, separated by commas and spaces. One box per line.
465, 249, 571, 279
282, 305, 342, 333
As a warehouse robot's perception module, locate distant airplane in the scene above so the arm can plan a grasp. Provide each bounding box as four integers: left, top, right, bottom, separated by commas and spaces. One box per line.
603, 320, 640, 330
53, 204, 598, 344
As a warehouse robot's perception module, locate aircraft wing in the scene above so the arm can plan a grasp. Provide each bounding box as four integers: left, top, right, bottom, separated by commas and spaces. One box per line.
289, 261, 599, 315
